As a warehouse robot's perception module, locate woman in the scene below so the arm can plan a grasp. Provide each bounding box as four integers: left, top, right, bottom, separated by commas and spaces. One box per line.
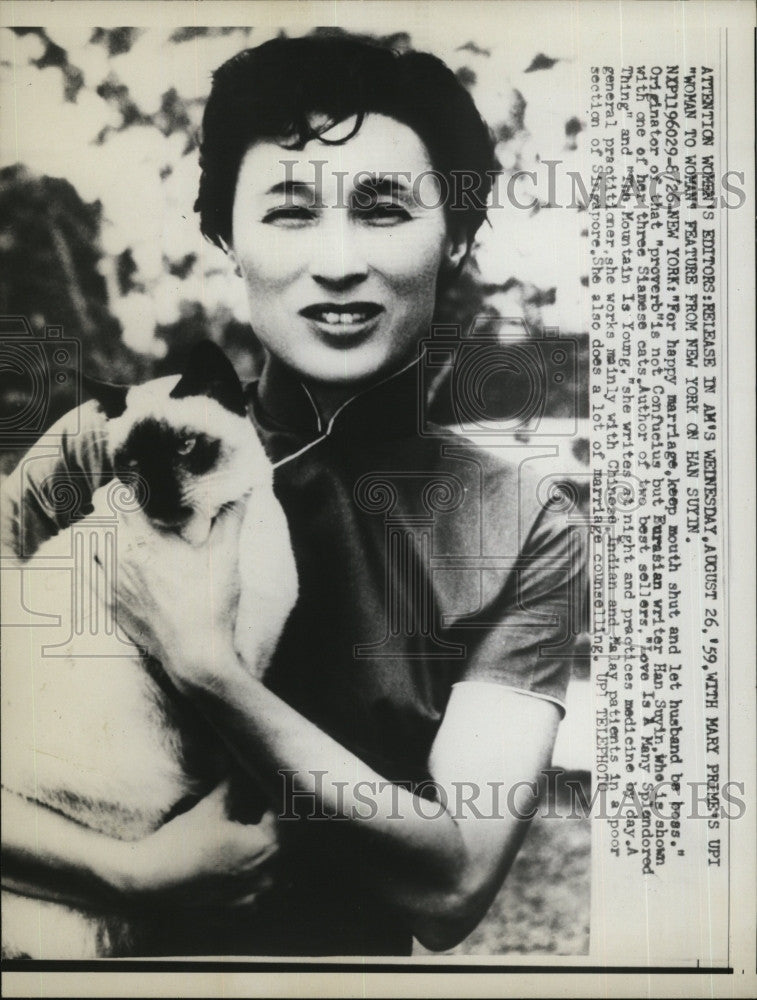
1, 34, 585, 956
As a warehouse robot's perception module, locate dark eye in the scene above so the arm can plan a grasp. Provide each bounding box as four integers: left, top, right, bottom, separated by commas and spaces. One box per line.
360, 203, 412, 225
263, 206, 316, 226
177, 437, 196, 456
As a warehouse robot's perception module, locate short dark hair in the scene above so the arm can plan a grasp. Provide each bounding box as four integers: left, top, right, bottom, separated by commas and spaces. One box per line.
195, 33, 498, 250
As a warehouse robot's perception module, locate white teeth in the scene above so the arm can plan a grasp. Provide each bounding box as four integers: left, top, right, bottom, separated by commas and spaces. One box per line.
316, 311, 369, 325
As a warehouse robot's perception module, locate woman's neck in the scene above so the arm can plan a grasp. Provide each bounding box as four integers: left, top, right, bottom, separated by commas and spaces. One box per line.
297, 355, 421, 427
302, 380, 366, 426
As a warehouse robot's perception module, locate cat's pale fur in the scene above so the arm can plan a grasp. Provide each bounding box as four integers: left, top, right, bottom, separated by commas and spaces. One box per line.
1, 369, 298, 958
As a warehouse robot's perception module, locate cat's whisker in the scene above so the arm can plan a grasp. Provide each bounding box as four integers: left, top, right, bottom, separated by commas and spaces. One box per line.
218, 499, 249, 523
183, 472, 243, 504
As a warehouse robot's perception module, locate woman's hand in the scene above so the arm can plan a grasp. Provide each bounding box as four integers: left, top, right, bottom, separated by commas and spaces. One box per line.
2, 783, 279, 914
127, 781, 280, 909
92, 489, 245, 691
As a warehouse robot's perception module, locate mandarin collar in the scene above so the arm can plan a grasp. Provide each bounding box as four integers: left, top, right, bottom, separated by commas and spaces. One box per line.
245, 351, 427, 453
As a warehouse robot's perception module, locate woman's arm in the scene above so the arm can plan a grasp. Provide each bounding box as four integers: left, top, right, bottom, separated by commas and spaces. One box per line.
422, 683, 560, 948
1, 784, 279, 911
1, 788, 136, 907
3, 661, 555, 949
163, 640, 559, 951
102, 504, 563, 950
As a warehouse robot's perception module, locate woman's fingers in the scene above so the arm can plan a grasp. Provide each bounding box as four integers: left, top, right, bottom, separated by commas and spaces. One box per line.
192, 778, 234, 815
134, 789, 281, 906
79, 498, 245, 676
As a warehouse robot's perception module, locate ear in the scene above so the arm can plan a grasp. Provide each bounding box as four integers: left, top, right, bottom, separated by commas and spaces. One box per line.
170, 341, 247, 416
444, 231, 469, 272
81, 374, 129, 418
219, 236, 242, 277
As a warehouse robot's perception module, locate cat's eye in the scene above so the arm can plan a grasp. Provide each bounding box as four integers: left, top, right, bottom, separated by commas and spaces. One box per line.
177, 437, 196, 456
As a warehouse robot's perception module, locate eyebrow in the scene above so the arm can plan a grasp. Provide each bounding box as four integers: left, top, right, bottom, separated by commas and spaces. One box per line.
265, 174, 413, 198
265, 180, 316, 198
353, 174, 412, 197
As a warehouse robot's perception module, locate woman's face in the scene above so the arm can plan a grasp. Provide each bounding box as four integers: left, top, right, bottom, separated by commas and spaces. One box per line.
229, 113, 462, 389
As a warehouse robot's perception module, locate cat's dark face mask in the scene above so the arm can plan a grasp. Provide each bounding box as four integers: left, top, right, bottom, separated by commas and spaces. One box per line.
83, 342, 270, 545
112, 420, 221, 530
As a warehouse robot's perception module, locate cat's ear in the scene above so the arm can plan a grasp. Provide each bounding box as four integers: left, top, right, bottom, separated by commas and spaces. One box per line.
81, 374, 129, 418
170, 341, 246, 417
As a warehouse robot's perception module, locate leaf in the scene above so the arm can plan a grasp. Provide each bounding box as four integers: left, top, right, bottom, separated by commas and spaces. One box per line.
525, 53, 559, 73
456, 41, 491, 57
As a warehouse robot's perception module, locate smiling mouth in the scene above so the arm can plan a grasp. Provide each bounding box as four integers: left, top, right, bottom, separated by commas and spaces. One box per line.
299, 302, 384, 332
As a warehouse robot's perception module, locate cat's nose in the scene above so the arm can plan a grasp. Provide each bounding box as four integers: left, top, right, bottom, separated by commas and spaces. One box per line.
149, 506, 193, 531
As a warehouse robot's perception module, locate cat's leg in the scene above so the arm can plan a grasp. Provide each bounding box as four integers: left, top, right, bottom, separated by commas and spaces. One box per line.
234, 488, 298, 679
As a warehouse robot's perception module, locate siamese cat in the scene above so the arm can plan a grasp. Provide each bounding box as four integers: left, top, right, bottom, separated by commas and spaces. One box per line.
1, 341, 298, 957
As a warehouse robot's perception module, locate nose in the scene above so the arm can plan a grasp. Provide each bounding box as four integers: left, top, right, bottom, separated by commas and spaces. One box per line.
148, 505, 193, 529
309, 214, 368, 291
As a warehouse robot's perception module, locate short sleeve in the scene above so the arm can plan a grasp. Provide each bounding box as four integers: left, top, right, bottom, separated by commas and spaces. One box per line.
1, 401, 113, 560
453, 497, 588, 714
